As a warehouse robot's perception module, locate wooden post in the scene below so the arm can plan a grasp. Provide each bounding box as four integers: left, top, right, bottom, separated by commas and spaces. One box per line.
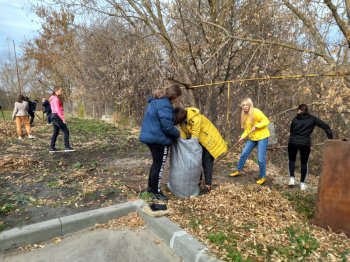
313, 140, 350, 236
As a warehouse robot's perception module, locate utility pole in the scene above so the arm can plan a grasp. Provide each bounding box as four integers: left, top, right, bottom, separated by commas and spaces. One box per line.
13, 40, 22, 94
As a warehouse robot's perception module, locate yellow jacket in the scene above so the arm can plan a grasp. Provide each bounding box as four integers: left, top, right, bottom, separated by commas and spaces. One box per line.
241, 108, 270, 141
179, 107, 227, 159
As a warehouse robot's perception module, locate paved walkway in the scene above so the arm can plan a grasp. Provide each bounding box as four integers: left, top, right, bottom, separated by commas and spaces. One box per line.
0, 227, 181, 262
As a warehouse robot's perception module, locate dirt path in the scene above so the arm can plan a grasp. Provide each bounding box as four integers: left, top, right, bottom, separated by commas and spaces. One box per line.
0, 117, 319, 232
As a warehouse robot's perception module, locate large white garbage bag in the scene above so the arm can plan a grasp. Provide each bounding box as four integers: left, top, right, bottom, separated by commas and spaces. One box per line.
168, 138, 202, 198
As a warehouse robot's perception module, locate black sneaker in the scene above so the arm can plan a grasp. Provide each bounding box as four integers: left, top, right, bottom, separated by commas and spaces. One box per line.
152, 191, 169, 201
149, 203, 167, 211
49, 148, 56, 153
64, 147, 76, 152
200, 185, 211, 195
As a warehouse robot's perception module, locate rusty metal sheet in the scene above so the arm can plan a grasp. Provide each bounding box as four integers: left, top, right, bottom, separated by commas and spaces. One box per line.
313, 140, 350, 236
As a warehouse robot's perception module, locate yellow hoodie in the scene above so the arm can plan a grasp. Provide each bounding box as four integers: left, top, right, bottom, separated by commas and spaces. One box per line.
179, 107, 227, 159
241, 108, 270, 141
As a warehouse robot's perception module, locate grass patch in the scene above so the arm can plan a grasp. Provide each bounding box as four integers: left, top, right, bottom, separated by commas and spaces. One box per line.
0, 223, 6, 232
189, 218, 201, 230
0, 203, 16, 215
139, 191, 152, 201
276, 226, 319, 260
281, 191, 316, 219
68, 118, 115, 134
0, 110, 13, 121
207, 231, 251, 261
100, 188, 118, 197
72, 162, 83, 169
9, 194, 30, 205
47, 180, 61, 188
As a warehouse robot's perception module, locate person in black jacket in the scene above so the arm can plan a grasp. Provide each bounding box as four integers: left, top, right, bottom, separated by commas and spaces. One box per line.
288, 104, 333, 190
24, 97, 35, 127
42, 98, 52, 125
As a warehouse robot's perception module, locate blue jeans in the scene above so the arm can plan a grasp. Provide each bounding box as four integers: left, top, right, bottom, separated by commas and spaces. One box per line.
237, 138, 269, 178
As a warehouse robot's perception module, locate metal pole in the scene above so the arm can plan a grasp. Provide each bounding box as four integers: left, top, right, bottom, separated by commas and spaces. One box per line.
13, 40, 22, 94
225, 82, 231, 141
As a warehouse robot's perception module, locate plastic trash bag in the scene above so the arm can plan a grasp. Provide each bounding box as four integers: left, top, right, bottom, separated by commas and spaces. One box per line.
168, 138, 202, 198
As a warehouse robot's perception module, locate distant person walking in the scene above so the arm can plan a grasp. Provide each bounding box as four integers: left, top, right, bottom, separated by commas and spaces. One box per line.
12, 95, 35, 139
42, 98, 52, 125
139, 84, 182, 201
229, 98, 270, 185
24, 97, 35, 127
288, 104, 333, 190
50, 86, 75, 152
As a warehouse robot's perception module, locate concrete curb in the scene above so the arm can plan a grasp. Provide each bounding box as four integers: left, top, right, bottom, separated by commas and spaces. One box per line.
0, 199, 222, 262
136, 200, 222, 262
0, 200, 137, 251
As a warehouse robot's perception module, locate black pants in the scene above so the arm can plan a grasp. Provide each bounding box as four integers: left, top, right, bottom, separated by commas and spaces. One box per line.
288, 143, 311, 183
46, 112, 52, 124
147, 144, 169, 194
29, 112, 35, 126
50, 114, 70, 149
202, 147, 214, 186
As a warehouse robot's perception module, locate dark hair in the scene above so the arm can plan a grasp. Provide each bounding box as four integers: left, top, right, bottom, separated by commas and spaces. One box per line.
17, 95, 25, 103
298, 104, 308, 113
165, 84, 182, 101
174, 107, 187, 124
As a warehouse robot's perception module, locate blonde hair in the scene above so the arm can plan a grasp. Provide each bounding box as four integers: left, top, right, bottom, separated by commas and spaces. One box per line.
240, 98, 254, 128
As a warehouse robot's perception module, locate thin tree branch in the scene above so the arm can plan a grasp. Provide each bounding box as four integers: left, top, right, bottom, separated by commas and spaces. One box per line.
282, 0, 334, 64
199, 20, 331, 61
324, 0, 350, 49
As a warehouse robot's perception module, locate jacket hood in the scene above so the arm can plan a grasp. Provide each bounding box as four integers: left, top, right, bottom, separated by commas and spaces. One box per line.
186, 107, 200, 120
296, 112, 311, 120
147, 96, 170, 103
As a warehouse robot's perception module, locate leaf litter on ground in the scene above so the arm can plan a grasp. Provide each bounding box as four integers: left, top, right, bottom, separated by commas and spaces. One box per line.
168, 183, 350, 261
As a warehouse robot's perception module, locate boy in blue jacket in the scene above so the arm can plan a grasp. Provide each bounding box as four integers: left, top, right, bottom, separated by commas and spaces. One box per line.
139, 84, 182, 201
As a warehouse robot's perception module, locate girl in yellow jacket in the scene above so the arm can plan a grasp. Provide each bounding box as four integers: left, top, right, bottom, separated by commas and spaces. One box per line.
175, 107, 227, 193
229, 98, 270, 185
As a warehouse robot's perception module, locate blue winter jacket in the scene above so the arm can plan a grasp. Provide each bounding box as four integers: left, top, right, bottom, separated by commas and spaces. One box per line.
139, 97, 180, 145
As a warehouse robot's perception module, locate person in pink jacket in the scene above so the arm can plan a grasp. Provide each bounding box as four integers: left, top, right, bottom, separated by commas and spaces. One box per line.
49, 86, 75, 152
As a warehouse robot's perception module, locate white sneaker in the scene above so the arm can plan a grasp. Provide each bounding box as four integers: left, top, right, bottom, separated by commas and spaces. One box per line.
18, 136, 23, 140
28, 135, 35, 139
300, 183, 307, 191
288, 177, 295, 186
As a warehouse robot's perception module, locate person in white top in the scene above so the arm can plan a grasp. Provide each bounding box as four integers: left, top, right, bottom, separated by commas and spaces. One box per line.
12, 95, 34, 139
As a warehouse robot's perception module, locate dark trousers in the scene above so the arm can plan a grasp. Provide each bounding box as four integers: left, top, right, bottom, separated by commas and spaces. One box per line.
288, 143, 311, 182
50, 114, 70, 149
147, 144, 169, 194
46, 112, 52, 124
29, 112, 35, 126
202, 147, 214, 186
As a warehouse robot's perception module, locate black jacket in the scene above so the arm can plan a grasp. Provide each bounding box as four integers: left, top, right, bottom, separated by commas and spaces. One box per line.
42, 100, 51, 114
289, 112, 333, 146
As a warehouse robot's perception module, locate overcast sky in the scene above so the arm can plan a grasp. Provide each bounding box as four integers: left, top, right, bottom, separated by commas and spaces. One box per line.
0, 0, 41, 60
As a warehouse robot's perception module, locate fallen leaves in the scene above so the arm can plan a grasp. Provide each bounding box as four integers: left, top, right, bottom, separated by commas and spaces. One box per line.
169, 183, 350, 261
94, 212, 144, 230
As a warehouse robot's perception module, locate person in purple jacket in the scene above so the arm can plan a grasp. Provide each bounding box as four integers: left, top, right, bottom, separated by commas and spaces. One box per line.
139, 84, 182, 201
